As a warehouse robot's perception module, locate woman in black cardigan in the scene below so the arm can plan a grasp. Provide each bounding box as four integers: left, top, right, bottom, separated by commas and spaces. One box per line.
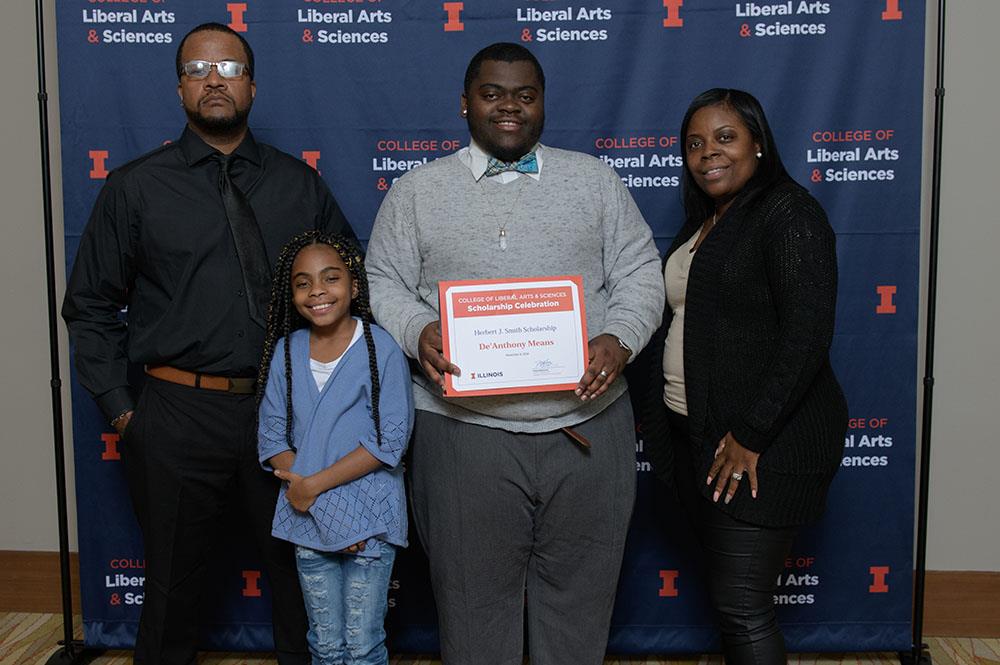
640, 89, 848, 664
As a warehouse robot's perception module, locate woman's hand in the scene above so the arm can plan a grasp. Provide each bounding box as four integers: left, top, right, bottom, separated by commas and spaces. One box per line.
274, 469, 318, 512
706, 432, 760, 503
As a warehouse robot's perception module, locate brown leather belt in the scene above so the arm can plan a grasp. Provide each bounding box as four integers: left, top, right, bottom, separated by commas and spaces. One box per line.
561, 426, 592, 449
145, 365, 256, 394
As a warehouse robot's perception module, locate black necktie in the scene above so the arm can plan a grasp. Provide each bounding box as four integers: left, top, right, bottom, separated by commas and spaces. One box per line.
214, 153, 272, 329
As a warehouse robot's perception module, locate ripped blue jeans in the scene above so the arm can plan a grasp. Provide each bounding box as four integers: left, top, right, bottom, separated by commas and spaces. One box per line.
294, 544, 397, 665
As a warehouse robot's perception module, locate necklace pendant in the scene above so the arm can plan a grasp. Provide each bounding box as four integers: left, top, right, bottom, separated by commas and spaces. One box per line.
499, 229, 507, 251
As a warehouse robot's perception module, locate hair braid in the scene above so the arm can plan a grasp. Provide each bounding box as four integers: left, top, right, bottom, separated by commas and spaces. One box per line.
283, 289, 294, 450
337, 236, 382, 452
356, 275, 382, 452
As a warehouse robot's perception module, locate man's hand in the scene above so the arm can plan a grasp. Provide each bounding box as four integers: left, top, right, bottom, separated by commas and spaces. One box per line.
112, 410, 134, 437
418, 321, 461, 388
274, 469, 319, 512
575, 334, 630, 401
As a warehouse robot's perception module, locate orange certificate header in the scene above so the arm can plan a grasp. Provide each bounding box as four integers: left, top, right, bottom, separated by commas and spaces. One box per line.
452, 286, 575, 318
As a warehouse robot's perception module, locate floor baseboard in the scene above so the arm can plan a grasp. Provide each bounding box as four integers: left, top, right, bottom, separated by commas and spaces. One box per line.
0, 551, 81, 614
922, 571, 1000, 637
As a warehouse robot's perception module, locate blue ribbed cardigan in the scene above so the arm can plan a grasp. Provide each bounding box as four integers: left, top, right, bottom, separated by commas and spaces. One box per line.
258, 324, 413, 555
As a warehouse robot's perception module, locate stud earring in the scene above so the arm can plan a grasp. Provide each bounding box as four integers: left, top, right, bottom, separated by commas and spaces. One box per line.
756, 151, 762, 158
461, 109, 467, 117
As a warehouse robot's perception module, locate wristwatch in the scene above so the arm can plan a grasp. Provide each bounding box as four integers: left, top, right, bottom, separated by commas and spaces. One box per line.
614, 335, 633, 358
110, 409, 132, 429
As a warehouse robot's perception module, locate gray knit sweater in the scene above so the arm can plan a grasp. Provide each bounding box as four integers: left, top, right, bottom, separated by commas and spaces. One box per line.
366, 144, 664, 433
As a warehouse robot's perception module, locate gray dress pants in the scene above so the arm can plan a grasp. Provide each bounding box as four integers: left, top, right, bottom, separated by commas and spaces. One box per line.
410, 394, 637, 665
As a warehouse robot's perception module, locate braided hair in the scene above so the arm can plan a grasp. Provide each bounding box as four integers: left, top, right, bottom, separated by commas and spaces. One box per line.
255, 231, 381, 453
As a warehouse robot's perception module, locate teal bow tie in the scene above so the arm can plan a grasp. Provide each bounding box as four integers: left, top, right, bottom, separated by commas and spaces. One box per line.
484, 152, 539, 177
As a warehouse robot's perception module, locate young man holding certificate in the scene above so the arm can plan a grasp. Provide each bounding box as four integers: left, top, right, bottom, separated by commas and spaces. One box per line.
366, 43, 664, 664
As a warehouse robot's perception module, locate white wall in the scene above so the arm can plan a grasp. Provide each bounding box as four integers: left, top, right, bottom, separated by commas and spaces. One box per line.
0, 3, 995, 571
923, 2, 1000, 571
0, 0, 74, 551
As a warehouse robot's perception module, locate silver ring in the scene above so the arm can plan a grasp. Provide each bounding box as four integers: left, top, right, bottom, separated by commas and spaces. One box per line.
599, 369, 608, 378
731, 471, 743, 481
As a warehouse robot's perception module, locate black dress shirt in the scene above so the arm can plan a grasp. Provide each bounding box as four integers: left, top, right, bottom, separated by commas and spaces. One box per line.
63, 127, 355, 421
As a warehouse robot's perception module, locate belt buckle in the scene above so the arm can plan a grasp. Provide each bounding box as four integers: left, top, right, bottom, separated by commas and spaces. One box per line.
227, 377, 255, 394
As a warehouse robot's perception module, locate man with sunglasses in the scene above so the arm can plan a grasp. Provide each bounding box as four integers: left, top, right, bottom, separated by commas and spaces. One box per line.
63, 22, 354, 665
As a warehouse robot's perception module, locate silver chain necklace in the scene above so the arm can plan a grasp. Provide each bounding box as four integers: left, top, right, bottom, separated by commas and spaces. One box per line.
478, 175, 528, 251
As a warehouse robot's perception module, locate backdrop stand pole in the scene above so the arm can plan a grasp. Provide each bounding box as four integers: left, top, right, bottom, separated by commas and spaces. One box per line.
899, 0, 946, 663
34, 0, 103, 662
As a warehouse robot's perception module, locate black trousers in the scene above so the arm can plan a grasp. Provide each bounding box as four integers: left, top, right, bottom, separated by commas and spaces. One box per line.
666, 409, 796, 665
120, 376, 309, 665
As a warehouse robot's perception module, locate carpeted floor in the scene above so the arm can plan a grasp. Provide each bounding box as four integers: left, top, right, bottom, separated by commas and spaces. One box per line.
2, 612, 997, 665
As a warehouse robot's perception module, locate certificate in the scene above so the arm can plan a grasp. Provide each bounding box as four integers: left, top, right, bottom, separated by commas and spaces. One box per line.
438, 276, 589, 397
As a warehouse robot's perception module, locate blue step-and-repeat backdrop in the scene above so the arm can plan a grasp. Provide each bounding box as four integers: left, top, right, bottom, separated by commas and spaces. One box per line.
57, 0, 923, 654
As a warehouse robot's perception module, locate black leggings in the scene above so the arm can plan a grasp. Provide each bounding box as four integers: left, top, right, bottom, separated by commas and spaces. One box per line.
667, 409, 796, 665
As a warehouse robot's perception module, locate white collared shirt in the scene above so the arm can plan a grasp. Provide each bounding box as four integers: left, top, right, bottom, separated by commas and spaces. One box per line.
459, 139, 544, 183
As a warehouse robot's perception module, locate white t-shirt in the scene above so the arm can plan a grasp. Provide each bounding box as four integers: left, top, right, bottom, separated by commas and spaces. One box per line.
310, 320, 363, 391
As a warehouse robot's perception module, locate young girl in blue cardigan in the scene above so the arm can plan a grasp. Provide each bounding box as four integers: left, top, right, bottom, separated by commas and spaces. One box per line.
256, 231, 413, 665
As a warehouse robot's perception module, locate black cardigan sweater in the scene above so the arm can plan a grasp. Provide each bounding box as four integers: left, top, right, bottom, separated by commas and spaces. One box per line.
638, 179, 848, 527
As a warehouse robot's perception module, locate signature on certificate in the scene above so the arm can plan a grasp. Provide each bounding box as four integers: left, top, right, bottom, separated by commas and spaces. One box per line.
533, 359, 554, 373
